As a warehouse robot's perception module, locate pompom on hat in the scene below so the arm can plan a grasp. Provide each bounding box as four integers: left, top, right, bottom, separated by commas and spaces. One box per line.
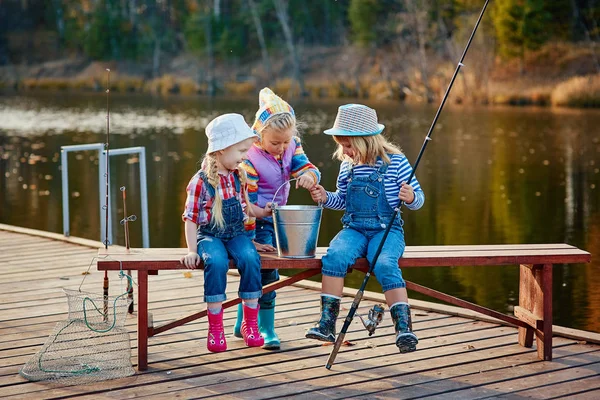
324, 104, 384, 136
205, 113, 258, 154
251, 88, 295, 134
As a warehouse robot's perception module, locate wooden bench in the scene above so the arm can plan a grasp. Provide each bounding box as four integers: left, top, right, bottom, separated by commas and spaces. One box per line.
97, 243, 590, 371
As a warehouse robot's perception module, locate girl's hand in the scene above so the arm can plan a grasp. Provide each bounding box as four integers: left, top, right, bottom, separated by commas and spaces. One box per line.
296, 173, 316, 190
253, 240, 276, 252
181, 251, 201, 269
399, 181, 415, 204
309, 184, 327, 203
262, 202, 274, 217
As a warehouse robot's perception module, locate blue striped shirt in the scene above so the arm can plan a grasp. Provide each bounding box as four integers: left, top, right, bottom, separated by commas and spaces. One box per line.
324, 154, 425, 211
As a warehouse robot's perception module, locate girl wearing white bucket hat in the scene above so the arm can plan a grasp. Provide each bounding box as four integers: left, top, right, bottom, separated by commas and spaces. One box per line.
305, 104, 425, 354
181, 113, 272, 353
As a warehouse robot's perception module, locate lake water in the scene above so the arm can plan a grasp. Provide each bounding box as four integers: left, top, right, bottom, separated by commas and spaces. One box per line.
1, 91, 599, 333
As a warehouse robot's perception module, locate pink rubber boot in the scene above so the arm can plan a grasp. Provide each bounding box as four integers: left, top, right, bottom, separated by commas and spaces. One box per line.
241, 303, 265, 347
207, 309, 227, 353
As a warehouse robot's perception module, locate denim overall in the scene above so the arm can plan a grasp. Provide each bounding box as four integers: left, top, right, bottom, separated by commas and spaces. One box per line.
321, 162, 407, 292
197, 172, 262, 303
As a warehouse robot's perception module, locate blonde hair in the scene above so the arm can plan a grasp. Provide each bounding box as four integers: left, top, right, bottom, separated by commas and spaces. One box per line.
258, 113, 303, 138
201, 153, 252, 229
332, 134, 403, 165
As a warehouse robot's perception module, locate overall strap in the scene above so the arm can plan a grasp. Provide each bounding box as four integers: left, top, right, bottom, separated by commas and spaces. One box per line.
377, 159, 389, 175
367, 157, 387, 181
233, 170, 242, 194
198, 171, 216, 199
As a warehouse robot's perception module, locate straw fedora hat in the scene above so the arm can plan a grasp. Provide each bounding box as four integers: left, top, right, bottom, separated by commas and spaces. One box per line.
324, 104, 384, 136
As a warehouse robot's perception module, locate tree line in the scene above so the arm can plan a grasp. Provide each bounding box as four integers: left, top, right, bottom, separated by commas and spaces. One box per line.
0, 1, 598, 90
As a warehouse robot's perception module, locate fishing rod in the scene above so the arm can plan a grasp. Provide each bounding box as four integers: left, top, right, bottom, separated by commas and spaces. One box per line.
103, 69, 111, 320
120, 186, 137, 313
325, 0, 491, 370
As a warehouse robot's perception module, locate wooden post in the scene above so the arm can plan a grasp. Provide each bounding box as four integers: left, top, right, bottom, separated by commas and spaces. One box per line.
517, 264, 553, 361
137, 269, 149, 371
127, 269, 134, 314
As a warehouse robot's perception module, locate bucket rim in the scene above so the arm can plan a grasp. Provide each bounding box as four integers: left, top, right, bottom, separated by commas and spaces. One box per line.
274, 205, 323, 211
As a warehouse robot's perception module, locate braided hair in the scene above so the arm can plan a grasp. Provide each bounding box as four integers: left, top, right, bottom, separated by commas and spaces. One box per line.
201, 153, 253, 229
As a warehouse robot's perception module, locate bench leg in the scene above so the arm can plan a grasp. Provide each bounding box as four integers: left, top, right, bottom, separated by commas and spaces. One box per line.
518, 264, 552, 361
137, 270, 149, 371
127, 269, 134, 314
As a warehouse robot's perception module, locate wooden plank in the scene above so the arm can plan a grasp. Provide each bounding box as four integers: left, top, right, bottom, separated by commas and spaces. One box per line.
0, 223, 106, 249
1, 229, 598, 399
1, 320, 515, 397
514, 305, 543, 330
302, 346, 600, 400
0, 304, 460, 392
404, 350, 600, 399
135, 335, 551, 400
97, 245, 591, 271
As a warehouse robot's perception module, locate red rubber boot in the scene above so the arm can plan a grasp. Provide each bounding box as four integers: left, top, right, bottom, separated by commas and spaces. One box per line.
241, 304, 265, 347
207, 309, 227, 353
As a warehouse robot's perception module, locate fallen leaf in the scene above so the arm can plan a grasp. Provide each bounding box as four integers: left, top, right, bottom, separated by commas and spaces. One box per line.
81, 271, 90, 275
183, 271, 193, 278
321, 341, 354, 347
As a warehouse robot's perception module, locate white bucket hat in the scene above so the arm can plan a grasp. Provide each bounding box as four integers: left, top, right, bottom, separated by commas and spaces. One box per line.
206, 113, 258, 153
324, 104, 384, 136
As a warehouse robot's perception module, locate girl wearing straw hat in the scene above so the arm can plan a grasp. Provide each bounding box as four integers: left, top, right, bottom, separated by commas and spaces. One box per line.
306, 104, 424, 353
181, 113, 272, 353
233, 88, 321, 350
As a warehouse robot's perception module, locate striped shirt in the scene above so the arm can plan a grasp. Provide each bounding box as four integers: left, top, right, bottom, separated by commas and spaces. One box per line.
182, 170, 249, 226
242, 136, 320, 231
325, 154, 425, 211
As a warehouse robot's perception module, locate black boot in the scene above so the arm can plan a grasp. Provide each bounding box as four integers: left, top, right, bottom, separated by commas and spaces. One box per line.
390, 303, 418, 353
305, 295, 340, 343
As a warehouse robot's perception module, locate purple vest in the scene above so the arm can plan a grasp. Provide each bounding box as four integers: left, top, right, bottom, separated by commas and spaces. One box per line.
247, 139, 298, 207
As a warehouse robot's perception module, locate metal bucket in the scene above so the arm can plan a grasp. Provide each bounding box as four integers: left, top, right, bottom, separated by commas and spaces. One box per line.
273, 205, 322, 258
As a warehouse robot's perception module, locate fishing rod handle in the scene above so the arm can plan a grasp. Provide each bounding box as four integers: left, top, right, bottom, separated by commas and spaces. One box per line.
325, 331, 346, 370
326, 288, 365, 369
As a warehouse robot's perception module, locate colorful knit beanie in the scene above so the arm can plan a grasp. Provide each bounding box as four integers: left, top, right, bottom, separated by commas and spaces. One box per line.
251, 88, 295, 134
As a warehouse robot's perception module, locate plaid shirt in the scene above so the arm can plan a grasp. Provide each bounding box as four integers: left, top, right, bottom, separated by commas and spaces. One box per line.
182, 170, 249, 226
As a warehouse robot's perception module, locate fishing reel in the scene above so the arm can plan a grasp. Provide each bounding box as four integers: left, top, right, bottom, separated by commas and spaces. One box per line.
358, 304, 385, 336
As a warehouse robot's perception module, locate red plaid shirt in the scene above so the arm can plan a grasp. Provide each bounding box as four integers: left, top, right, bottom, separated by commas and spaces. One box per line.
182, 170, 249, 226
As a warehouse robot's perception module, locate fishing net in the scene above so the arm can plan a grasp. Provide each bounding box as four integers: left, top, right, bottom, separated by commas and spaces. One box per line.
20, 278, 135, 385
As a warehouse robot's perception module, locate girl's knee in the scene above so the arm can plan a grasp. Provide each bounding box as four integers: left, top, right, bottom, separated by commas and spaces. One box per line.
374, 261, 403, 287
203, 252, 229, 271
240, 247, 260, 266
321, 260, 349, 277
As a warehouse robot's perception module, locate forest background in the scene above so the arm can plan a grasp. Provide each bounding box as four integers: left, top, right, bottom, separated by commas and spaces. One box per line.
0, 0, 598, 107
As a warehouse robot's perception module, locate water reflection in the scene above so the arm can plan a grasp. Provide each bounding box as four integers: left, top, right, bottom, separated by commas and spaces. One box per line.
1, 92, 599, 333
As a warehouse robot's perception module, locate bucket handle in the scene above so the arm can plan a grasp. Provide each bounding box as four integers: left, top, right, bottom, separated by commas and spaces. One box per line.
271, 177, 323, 208
271, 178, 298, 206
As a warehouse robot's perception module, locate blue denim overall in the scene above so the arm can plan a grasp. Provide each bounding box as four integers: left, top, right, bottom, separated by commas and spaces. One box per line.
321, 162, 407, 292
197, 172, 262, 303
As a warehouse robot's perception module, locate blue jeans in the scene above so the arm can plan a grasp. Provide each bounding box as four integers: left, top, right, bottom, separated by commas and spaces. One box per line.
255, 220, 279, 307
197, 234, 263, 303
321, 225, 406, 292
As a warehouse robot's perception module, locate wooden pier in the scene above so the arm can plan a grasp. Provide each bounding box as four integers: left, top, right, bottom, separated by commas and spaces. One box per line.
1, 225, 599, 399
